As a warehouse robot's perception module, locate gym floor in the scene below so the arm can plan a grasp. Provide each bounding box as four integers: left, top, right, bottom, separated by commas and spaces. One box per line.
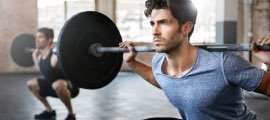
0, 72, 269, 120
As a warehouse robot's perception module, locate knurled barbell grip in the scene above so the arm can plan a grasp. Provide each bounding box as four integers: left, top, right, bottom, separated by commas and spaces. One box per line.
256, 45, 270, 51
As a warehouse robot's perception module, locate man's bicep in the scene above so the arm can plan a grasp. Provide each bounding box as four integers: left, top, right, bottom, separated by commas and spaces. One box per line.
148, 70, 161, 88
255, 72, 270, 96
33, 55, 40, 70
51, 54, 59, 68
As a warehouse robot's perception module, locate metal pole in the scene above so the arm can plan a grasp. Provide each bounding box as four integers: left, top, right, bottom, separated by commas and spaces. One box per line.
96, 44, 270, 53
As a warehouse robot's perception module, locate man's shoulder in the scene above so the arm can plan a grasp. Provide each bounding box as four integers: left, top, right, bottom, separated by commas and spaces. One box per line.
198, 48, 224, 61
151, 53, 165, 67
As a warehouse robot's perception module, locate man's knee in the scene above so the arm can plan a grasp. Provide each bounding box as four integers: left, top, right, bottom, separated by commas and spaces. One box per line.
52, 80, 68, 94
27, 79, 39, 91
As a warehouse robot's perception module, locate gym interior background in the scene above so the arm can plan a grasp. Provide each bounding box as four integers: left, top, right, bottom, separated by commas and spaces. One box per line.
0, 0, 269, 119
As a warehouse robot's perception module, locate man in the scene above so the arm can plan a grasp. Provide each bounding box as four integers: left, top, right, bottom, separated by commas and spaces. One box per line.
27, 27, 79, 120
120, 0, 270, 119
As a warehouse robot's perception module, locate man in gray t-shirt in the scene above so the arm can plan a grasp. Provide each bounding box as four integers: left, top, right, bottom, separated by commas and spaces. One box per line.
119, 0, 270, 120
151, 50, 263, 119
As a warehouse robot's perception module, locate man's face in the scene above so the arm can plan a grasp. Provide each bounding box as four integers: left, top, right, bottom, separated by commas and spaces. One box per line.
150, 9, 183, 53
35, 32, 51, 49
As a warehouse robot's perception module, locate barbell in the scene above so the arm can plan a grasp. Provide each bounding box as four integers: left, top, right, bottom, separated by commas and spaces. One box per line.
10, 34, 57, 67
10, 34, 36, 67
10, 11, 270, 89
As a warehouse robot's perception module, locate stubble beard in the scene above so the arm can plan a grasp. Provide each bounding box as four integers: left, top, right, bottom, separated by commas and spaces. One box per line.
156, 35, 183, 54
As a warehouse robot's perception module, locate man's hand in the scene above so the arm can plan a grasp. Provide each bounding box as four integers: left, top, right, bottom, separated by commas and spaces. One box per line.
119, 41, 137, 63
252, 36, 270, 65
32, 49, 41, 58
119, 41, 160, 88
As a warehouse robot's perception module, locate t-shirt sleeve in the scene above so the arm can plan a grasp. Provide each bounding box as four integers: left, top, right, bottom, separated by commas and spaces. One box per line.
222, 52, 264, 91
151, 53, 164, 70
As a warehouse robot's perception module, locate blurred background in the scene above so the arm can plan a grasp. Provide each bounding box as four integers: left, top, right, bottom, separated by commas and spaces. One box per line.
0, 0, 269, 72
0, 0, 269, 119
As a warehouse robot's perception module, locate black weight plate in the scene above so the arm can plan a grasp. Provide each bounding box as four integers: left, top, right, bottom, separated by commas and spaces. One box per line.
10, 34, 35, 67
57, 11, 123, 89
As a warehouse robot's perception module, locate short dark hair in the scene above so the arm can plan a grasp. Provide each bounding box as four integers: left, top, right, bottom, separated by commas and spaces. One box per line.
37, 27, 54, 40
144, 0, 197, 39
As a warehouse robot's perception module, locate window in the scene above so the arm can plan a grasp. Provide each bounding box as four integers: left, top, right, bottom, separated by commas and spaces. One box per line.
116, 0, 152, 42
191, 0, 216, 43
38, 0, 95, 42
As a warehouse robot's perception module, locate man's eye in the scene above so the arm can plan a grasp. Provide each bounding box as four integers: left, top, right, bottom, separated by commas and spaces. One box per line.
161, 21, 169, 25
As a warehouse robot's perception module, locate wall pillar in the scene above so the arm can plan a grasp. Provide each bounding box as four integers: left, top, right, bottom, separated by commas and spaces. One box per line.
216, 0, 238, 44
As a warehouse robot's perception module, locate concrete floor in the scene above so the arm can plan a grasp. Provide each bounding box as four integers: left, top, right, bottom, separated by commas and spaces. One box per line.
0, 72, 269, 120
0, 72, 180, 120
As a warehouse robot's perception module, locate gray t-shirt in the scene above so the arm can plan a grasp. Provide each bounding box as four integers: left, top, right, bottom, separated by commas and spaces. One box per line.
152, 48, 264, 120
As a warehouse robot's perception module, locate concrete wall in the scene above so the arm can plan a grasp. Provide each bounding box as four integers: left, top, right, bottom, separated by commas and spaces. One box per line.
0, 0, 37, 73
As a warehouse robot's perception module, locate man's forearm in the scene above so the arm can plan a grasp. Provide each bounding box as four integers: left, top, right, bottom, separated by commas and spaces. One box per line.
32, 56, 40, 70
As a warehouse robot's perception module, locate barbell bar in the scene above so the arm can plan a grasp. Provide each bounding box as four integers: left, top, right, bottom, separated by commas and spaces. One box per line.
24, 47, 57, 54
96, 43, 270, 52
22, 42, 270, 57
13, 36, 270, 65
24, 48, 36, 54
88, 43, 270, 57
12, 34, 270, 68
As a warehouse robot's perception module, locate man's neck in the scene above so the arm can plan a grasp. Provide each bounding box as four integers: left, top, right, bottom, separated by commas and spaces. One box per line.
40, 46, 52, 59
164, 41, 198, 77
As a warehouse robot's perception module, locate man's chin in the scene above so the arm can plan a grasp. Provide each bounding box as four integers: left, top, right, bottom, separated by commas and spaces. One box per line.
155, 47, 165, 53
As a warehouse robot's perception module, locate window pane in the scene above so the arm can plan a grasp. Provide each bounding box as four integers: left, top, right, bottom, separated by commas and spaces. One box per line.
38, 0, 65, 42
116, 0, 152, 42
38, 0, 95, 42
191, 0, 216, 43
65, 0, 95, 19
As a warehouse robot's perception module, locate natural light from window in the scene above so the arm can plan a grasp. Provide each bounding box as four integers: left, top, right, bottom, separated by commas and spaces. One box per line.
116, 0, 216, 43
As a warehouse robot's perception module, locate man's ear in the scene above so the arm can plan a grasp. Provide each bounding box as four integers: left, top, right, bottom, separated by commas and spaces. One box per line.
49, 38, 54, 45
181, 21, 193, 36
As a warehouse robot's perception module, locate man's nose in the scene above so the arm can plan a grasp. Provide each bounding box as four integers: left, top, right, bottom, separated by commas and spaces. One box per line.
152, 24, 160, 36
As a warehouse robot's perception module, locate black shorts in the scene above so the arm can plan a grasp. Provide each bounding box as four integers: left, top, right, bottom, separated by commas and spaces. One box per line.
37, 78, 79, 98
